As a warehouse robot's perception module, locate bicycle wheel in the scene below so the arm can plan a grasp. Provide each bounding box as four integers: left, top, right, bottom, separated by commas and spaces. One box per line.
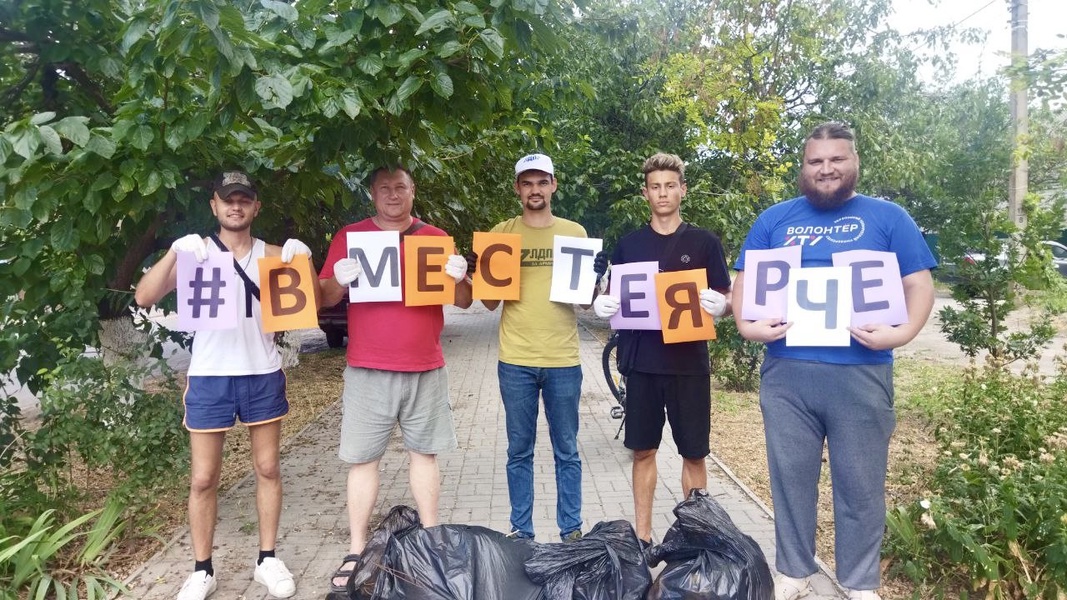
602, 332, 625, 406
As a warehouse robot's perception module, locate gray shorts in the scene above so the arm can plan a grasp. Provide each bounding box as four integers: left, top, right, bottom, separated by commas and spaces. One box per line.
338, 366, 457, 463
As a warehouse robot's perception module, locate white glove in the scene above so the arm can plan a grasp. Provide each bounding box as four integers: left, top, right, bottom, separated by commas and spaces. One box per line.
699, 288, 727, 318
171, 234, 207, 263
334, 257, 362, 287
593, 294, 620, 319
444, 254, 468, 283
281, 238, 312, 263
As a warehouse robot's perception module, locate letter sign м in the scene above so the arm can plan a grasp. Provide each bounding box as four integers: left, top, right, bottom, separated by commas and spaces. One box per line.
350, 246, 400, 288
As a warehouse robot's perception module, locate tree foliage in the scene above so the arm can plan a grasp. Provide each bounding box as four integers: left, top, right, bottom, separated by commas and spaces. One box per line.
0, 0, 563, 394
0, 0, 568, 585
3, 0, 1067, 590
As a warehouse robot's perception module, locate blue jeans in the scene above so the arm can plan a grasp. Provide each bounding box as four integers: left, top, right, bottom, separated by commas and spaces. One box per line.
498, 362, 583, 539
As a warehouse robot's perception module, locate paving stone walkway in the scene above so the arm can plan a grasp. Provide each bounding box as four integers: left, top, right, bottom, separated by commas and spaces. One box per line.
125, 305, 843, 599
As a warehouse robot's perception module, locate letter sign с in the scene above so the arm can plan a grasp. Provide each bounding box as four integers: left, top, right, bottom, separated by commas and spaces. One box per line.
472, 232, 521, 300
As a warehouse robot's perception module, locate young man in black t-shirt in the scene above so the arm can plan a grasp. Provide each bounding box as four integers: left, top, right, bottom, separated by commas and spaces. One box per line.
593, 153, 732, 547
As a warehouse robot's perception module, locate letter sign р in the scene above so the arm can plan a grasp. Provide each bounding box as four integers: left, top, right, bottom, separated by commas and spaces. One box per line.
741, 246, 801, 321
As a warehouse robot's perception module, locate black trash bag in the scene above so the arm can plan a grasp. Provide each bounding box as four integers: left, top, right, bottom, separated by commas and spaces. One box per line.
524, 520, 651, 600
379, 524, 545, 600
330, 505, 422, 600
645, 489, 773, 600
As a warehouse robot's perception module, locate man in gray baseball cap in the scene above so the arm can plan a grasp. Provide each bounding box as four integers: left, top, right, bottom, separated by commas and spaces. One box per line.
213, 171, 258, 199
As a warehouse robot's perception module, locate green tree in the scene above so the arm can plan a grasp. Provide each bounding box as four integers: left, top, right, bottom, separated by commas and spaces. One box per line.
0, 0, 569, 581
0, 0, 562, 394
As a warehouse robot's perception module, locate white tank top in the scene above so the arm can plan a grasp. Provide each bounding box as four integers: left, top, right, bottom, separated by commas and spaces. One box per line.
187, 238, 281, 376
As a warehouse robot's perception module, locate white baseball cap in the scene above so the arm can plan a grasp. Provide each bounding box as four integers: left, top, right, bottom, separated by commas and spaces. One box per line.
514, 153, 554, 178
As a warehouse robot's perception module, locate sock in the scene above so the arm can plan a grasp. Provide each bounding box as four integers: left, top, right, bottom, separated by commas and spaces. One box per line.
257, 549, 276, 565
194, 557, 213, 577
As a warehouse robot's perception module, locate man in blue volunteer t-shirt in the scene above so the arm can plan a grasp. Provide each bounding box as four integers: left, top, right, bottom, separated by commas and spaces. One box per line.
732, 122, 937, 600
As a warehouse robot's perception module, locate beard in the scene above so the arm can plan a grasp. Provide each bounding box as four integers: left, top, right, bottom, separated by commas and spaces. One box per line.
524, 197, 547, 210
799, 170, 858, 210
219, 218, 252, 233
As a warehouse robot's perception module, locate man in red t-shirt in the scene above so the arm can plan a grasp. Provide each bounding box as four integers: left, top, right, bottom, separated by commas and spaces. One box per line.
318, 166, 472, 593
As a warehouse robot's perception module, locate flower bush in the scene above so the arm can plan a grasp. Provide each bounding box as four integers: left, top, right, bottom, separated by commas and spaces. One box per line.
885, 362, 1067, 598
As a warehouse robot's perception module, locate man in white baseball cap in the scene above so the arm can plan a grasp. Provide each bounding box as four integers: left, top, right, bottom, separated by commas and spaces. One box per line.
514, 153, 554, 177
471, 152, 606, 543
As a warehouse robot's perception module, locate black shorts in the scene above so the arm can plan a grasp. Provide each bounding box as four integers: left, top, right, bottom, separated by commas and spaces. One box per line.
624, 372, 710, 458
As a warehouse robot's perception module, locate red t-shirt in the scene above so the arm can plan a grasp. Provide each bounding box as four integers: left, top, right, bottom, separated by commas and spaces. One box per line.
319, 218, 447, 371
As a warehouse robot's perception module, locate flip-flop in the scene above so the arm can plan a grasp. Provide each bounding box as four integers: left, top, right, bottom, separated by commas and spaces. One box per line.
329, 553, 361, 594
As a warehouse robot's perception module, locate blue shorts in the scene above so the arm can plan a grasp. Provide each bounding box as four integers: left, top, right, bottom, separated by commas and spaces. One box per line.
183, 370, 288, 432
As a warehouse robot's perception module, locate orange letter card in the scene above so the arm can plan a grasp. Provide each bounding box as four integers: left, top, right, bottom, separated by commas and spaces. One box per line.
472, 232, 521, 301
655, 269, 717, 343
404, 236, 456, 306
258, 254, 318, 332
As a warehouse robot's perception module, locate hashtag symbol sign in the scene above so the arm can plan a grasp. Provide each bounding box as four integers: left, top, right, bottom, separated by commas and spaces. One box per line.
187, 267, 228, 318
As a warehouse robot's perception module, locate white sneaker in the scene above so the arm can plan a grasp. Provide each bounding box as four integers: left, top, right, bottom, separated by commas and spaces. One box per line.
847, 590, 882, 600
774, 574, 812, 600
176, 570, 216, 600
254, 557, 296, 598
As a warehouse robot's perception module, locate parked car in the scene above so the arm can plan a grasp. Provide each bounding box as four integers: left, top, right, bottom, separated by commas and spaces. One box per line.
318, 298, 348, 348
1045, 240, 1067, 277
941, 240, 1067, 287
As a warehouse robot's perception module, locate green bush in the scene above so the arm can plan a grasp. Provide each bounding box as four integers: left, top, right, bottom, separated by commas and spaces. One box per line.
884, 364, 1067, 598
0, 499, 128, 599
28, 344, 188, 504
708, 317, 764, 392
1, 326, 188, 590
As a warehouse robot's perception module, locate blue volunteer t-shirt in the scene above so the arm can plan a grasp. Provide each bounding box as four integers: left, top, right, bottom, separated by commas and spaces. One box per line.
734, 194, 937, 365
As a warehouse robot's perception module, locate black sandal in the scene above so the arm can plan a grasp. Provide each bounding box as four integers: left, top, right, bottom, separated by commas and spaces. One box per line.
329, 553, 361, 593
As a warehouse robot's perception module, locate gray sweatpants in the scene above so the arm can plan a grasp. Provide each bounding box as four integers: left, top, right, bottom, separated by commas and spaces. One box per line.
759, 355, 895, 590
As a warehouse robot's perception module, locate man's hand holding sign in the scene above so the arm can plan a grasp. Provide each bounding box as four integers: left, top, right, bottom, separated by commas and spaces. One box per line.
738, 246, 911, 348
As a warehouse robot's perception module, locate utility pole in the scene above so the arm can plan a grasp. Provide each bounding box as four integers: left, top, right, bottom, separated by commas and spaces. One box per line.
1008, 0, 1028, 229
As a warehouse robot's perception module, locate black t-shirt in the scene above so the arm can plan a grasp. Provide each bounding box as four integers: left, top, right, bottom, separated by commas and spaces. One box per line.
610, 224, 731, 375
